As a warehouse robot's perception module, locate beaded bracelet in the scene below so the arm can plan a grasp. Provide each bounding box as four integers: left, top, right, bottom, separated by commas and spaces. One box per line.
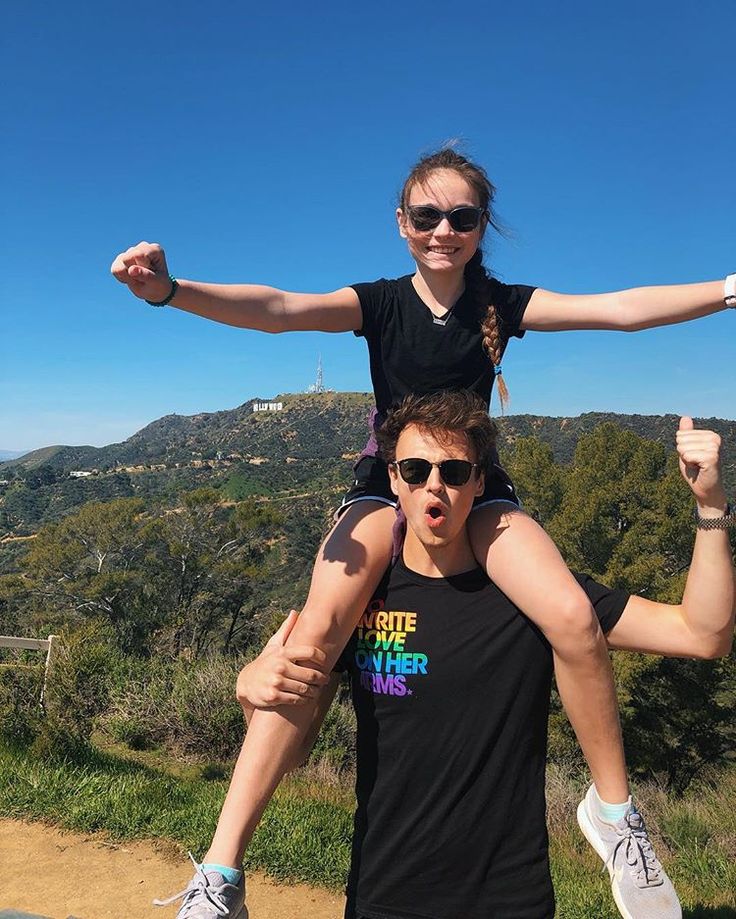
146, 275, 178, 307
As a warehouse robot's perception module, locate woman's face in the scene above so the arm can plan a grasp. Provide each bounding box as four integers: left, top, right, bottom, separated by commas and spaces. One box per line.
397, 169, 485, 275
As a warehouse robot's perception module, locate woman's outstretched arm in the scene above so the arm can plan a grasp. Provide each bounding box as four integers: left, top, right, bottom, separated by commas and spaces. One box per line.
522, 278, 732, 331
110, 241, 362, 332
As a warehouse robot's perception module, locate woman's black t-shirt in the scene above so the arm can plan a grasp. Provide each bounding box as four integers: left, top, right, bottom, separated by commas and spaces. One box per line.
337, 562, 629, 919
351, 275, 535, 417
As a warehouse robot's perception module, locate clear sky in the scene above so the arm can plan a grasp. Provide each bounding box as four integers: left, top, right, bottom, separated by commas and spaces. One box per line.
2, 0, 735, 452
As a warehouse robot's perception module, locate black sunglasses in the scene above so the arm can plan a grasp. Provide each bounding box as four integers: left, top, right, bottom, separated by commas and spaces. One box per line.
392, 458, 479, 487
406, 205, 486, 233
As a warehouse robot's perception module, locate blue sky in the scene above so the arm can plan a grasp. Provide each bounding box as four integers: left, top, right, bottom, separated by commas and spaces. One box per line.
2, 0, 735, 452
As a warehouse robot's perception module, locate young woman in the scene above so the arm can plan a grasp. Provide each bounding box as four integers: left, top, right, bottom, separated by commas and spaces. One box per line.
112, 148, 734, 919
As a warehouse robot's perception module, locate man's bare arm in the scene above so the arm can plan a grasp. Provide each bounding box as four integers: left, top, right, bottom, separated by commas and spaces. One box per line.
606, 418, 735, 658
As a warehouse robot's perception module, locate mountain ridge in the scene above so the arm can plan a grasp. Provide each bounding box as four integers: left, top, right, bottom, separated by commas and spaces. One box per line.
2, 392, 734, 535
4, 392, 734, 472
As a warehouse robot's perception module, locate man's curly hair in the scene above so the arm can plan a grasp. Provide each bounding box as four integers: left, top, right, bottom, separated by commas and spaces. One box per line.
376, 391, 497, 474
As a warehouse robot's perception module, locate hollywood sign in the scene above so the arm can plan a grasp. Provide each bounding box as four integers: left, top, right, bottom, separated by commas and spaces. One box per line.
252, 402, 283, 412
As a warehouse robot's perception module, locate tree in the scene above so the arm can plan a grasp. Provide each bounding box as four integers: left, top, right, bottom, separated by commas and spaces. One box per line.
21, 498, 156, 652
504, 436, 563, 524
542, 422, 736, 790
0, 575, 28, 635
618, 654, 736, 794
18, 490, 285, 657
547, 423, 667, 577
150, 489, 282, 657
24, 464, 60, 490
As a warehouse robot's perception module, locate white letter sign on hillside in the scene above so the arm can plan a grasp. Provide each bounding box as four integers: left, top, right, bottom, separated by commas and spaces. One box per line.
252, 402, 283, 412
0, 634, 56, 706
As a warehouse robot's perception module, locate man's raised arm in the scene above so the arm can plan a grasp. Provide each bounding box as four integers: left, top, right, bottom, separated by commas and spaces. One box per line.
606, 417, 735, 658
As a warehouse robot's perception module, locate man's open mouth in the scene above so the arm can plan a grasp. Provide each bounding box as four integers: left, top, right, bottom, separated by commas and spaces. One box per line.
425, 504, 447, 527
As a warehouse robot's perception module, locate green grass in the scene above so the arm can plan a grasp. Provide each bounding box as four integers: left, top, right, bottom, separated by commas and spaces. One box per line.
550, 829, 736, 918
1, 740, 735, 915
545, 764, 736, 918
0, 740, 352, 887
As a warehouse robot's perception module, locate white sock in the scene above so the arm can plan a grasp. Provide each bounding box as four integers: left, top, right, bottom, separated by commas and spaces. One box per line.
593, 785, 631, 822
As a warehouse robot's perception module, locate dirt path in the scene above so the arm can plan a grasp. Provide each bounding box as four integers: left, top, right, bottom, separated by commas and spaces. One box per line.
0, 820, 344, 919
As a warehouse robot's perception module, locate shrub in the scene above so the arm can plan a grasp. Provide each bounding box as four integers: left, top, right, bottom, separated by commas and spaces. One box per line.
99, 655, 175, 750
167, 657, 245, 756
307, 684, 356, 772
0, 662, 43, 746
101, 654, 245, 758
618, 654, 736, 794
31, 622, 118, 760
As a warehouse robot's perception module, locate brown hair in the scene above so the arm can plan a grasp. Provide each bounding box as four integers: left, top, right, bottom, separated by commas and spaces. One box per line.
376, 390, 498, 474
399, 148, 510, 410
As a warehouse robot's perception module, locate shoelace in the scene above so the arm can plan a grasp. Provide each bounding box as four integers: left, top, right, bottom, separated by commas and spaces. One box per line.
606, 810, 664, 887
153, 853, 233, 917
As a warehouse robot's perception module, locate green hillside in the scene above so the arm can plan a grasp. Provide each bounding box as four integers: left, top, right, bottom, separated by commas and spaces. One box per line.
2, 393, 735, 535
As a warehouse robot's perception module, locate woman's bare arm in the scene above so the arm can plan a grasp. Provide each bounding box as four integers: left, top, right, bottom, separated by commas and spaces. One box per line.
522, 280, 727, 332
110, 241, 362, 332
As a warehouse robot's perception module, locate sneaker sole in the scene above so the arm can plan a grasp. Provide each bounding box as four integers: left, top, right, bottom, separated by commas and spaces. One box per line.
576, 799, 635, 919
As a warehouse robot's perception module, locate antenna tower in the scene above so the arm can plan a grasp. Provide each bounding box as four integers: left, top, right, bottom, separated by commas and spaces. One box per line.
306, 354, 332, 394
315, 354, 324, 393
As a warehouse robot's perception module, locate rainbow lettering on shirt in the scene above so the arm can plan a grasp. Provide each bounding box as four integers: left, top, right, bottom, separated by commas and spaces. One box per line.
354, 599, 427, 696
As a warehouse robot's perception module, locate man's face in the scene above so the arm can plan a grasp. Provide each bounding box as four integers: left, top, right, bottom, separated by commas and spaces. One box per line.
388, 424, 485, 549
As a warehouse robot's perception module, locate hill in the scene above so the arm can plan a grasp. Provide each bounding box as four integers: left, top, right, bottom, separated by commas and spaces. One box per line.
1, 392, 735, 534
2, 392, 373, 473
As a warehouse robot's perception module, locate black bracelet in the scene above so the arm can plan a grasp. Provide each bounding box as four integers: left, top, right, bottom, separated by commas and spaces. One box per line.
695, 503, 736, 530
145, 275, 178, 307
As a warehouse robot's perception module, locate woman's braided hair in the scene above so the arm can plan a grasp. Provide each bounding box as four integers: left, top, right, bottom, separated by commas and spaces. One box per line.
399, 148, 510, 409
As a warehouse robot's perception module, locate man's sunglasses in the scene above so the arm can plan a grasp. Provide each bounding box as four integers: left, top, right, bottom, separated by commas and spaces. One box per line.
391, 458, 480, 487
406, 205, 486, 233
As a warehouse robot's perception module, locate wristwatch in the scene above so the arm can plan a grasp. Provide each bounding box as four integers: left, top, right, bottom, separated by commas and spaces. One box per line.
725, 274, 736, 309
695, 502, 736, 530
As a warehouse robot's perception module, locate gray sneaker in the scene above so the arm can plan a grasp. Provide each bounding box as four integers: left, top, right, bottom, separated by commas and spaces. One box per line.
154, 854, 248, 918
577, 785, 681, 919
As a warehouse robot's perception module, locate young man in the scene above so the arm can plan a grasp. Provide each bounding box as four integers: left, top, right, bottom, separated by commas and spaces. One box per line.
158, 392, 735, 919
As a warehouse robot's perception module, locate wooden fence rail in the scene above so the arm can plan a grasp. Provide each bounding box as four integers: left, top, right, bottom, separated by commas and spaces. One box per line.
0, 634, 57, 706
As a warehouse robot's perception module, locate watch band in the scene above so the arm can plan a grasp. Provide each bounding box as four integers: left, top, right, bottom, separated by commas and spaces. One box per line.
695, 503, 736, 530
725, 273, 736, 309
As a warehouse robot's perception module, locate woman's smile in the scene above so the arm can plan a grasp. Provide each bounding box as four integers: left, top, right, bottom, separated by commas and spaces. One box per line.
399, 169, 484, 276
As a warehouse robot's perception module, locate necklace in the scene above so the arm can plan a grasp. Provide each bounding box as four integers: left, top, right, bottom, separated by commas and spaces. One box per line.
431, 305, 455, 326
411, 275, 461, 327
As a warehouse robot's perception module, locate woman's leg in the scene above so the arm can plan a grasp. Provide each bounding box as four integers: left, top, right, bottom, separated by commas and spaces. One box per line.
203, 500, 396, 868
468, 502, 629, 805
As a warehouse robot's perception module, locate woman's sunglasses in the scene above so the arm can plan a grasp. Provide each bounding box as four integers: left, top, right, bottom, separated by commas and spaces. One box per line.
406, 205, 486, 233
392, 458, 479, 487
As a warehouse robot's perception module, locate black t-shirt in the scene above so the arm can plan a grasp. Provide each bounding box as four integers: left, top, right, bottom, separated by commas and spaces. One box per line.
351, 275, 535, 417
337, 562, 628, 919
